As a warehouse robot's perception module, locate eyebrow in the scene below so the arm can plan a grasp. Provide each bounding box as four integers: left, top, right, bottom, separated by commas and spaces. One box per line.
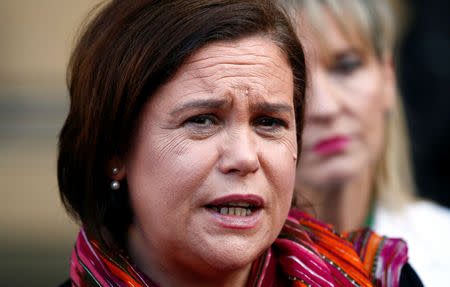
170, 99, 229, 116
250, 101, 293, 114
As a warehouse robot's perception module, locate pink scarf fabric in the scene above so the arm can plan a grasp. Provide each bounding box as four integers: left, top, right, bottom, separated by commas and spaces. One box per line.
70, 210, 408, 286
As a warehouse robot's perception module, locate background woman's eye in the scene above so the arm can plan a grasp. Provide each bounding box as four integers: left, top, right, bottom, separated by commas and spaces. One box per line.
184, 114, 217, 126
331, 53, 362, 75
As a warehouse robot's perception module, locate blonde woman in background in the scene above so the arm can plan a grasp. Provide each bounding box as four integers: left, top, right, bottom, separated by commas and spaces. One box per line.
278, 0, 450, 286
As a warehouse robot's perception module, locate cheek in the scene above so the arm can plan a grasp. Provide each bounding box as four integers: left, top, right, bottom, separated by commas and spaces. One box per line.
129, 135, 218, 206
126, 137, 219, 242
262, 136, 297, 201
349, 69, 386, 122
354, 82, 385, 129
348, 80, 387, 162
166, 143, 219, 202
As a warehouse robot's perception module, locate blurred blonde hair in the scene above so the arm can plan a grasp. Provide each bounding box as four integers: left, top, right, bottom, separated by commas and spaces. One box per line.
278, 0, 416, 209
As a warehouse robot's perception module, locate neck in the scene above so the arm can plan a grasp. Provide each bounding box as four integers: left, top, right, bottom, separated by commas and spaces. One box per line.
295, 169, 374, 232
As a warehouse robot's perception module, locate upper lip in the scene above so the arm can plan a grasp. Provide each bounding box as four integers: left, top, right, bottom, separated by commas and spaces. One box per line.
206, 194, 264, 208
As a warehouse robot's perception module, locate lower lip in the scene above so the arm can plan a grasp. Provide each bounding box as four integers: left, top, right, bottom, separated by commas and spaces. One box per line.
313, 137, 350, 155
205, 208, 262, 229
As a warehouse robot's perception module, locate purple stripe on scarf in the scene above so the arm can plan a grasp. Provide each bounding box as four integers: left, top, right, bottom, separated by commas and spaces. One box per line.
375, 238, 408, 287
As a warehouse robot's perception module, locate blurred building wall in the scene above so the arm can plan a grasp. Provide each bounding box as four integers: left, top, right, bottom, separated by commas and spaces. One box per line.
0, 1, 100, 286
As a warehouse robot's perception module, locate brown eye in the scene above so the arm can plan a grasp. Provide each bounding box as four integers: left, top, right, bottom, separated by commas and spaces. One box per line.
252, 116, 287, 130
183, 114, 218, 126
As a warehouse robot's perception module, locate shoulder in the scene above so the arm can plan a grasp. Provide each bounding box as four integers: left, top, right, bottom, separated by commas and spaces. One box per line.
410, 200, 450, 221
372, 200, 450, 250
373, 200, 450, 286
374, 200, 450, 232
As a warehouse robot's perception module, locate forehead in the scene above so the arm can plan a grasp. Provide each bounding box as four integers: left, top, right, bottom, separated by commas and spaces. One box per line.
174, 36, 293, 98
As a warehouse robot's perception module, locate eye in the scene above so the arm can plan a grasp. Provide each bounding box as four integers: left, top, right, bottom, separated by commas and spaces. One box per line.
252, 116, 287, 131
331, 53, 362, 75
183, 114, 218, 126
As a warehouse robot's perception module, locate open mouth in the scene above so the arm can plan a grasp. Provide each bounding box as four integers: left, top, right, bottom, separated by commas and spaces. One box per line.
205, 195, 264, 228
206, 202, 260, 217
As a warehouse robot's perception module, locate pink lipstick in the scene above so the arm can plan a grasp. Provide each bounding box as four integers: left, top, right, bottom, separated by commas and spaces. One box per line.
313, 136, 350, 156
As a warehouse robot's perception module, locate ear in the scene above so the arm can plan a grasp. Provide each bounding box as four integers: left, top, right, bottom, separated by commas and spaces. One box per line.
106, 156, 126, 180
381, 52, 396, 112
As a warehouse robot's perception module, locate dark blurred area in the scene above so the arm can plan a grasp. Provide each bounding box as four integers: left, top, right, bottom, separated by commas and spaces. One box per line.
398, 0, 450, 207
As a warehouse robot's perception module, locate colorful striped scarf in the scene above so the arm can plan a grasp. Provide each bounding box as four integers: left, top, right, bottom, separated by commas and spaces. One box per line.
70, 210, 408, 287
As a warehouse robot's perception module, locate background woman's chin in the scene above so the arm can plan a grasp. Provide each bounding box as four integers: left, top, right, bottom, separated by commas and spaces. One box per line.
299, 157, 365, 190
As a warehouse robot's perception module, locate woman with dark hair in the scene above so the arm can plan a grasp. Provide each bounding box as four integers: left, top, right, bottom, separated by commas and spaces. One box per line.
58, 0, 416, 286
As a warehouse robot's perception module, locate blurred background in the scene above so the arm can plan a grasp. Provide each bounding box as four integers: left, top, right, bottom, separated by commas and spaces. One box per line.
397, 0, 450, 208
0, 0, 448, 286
0, 1, 100, 286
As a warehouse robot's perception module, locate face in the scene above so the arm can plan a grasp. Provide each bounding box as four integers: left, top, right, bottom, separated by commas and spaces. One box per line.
123, 36, 297, 279
295, 10, 394, 190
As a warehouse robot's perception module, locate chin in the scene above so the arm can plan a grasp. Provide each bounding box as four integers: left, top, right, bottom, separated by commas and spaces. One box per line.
299, 159, 362, 190
198, 239, 263, 272
323, 172, 356, 189
327, 164, 363, 186
197, 229, 275, 272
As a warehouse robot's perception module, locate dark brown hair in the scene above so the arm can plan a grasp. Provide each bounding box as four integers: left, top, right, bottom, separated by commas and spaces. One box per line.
58, 0, 306, 248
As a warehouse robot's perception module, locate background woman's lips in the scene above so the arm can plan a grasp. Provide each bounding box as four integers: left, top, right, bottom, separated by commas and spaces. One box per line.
313, 136, 350, 156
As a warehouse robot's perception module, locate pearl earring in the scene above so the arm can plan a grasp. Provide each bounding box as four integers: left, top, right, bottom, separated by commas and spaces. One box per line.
111, 167, 120, 190
112, 167, 119, 175
111, 180, 120, 190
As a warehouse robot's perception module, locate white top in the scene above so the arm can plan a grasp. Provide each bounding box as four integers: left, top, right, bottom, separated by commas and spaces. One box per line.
373, 200, 450, 287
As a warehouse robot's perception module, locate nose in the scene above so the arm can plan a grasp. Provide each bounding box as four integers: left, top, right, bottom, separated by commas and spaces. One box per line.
306, 69, 340, 121
218, 127, 260, 176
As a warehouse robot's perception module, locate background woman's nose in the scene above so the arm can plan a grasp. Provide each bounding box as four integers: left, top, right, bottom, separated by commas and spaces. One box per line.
218, 129, 260, 176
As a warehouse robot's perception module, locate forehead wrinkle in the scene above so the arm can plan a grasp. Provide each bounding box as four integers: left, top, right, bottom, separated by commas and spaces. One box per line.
186, 41, 282, 65
187, 55, 289, 77
187, 61, 274, 80
176, 38, 293, 109
185, 44, 290, 76
187, 61, 291, 97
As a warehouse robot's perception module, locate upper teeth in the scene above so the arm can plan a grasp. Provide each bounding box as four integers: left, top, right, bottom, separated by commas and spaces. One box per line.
211, 206, 252, 216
